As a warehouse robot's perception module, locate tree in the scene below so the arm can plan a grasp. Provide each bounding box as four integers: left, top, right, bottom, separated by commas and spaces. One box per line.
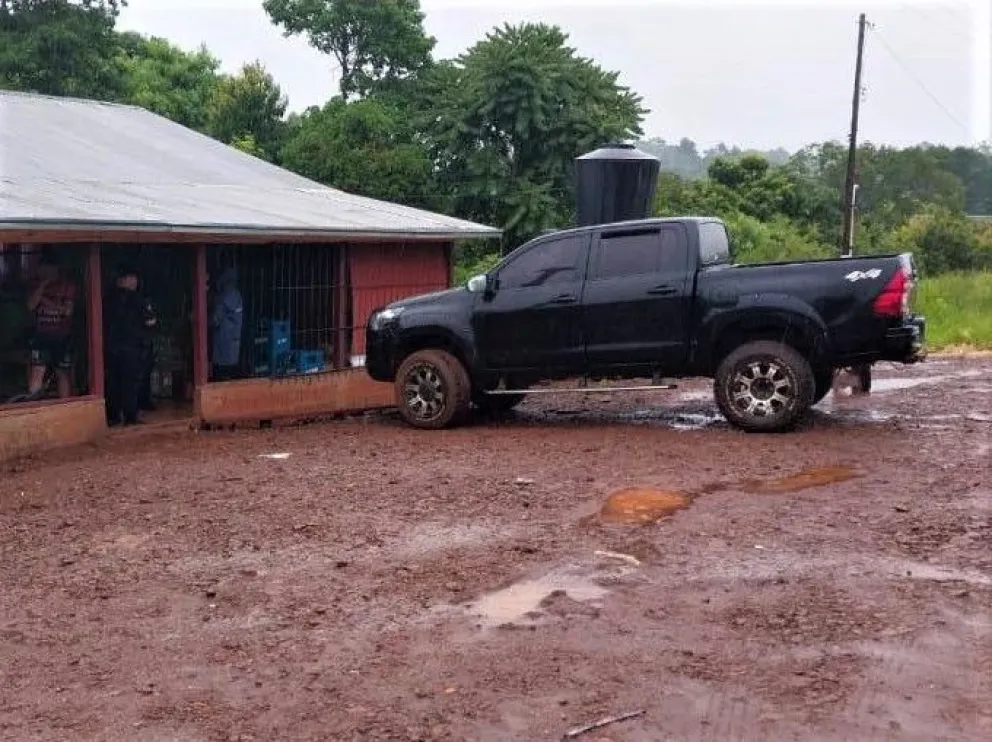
708, 154, 814, 222
206, 61, 288, 161
263, 0, 434, 99
654, 172, 742, 217
423, 23, 646, 247
278, 97, 436, 208
116, 33, 220, 130
933, 145, 992, 216
788, 142, 966, 236
229, 133, 267, 159
0, 0, 126, 99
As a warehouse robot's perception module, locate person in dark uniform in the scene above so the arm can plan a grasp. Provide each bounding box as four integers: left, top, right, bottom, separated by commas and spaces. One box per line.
105, 265, 156, 426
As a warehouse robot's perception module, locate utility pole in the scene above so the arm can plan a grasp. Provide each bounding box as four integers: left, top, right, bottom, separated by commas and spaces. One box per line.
841, 13, 867, 257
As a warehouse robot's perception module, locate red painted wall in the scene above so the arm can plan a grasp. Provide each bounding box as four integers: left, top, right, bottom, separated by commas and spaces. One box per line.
349, 242, 451, 357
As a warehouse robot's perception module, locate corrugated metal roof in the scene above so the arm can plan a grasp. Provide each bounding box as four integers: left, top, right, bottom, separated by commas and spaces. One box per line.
0, 91, 501, 241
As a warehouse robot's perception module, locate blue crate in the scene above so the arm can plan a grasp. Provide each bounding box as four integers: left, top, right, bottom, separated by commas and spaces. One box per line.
253, 318, 292, 376
296, 350, 325, 375
269, 320, 291, 360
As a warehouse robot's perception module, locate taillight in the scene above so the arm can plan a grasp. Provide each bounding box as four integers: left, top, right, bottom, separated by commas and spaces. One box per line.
873, 266, 911, 318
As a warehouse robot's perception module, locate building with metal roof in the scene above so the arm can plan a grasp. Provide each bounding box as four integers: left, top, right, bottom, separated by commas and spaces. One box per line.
0, 91, 499, 460
0, 90, 499, 241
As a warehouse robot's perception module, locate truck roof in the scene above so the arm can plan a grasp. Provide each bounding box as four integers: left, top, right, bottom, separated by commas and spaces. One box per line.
538, 216, 721, 240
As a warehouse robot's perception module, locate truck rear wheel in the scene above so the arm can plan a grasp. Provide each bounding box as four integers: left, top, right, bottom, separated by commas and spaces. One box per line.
394, 349, 471, 430
714, 341, 816, 433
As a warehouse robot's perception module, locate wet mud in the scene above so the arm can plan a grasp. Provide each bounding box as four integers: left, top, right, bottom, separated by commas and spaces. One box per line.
1, 357, 990, 741
600, 487, 690, 524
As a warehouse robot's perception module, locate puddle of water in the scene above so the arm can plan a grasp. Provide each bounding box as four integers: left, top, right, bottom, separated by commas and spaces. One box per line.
820, 406, 897, 424
897, 562, 992, 587
678, 390, 713, 403
870, 369, 985, 394
537, 408, 723, 432
670, 412, 723, 431
260, 453, 292, 460
464, 568, 608, 628
742, 466, 859, 494
871, 376, 950, 393
600, 487, 690, 524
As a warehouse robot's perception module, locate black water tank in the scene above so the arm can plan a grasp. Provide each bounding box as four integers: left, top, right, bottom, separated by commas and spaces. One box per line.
574, 143, 660, 227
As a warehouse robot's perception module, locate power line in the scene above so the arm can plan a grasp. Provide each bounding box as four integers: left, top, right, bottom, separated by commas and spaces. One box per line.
868, 25, 971, 136
934, 1, 970, 26
902, 2, 970, 43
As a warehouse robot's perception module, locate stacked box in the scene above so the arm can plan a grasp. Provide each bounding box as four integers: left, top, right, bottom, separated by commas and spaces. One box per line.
296, 350, 325, 375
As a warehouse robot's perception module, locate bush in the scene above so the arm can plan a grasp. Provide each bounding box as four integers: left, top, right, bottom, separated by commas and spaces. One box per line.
915, 272, 992, 349
453, 250, 501, 286
882, 207, 980, 275
724, 213, 833, 264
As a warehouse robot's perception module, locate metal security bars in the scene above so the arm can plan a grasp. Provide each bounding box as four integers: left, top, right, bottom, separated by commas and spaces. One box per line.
207, 244, 350, 382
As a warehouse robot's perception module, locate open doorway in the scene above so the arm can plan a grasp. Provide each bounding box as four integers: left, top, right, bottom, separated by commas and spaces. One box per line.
0, 244, 90, 405
101, 244, 195, 425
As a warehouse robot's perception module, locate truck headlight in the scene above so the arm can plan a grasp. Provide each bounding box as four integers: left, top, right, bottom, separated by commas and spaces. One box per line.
370, 306, 404, 331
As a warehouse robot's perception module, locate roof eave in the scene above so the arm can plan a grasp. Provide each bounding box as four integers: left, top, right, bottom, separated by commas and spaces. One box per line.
0, 219, 502, 243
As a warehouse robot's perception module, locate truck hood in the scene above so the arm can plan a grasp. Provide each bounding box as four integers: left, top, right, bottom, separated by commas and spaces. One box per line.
387, 287, 469, 310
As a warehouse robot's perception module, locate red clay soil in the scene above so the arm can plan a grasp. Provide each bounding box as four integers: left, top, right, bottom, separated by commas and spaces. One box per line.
1, 358, 990, 741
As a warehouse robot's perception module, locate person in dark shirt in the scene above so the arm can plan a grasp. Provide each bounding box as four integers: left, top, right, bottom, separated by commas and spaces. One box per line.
105, 265, 156, 426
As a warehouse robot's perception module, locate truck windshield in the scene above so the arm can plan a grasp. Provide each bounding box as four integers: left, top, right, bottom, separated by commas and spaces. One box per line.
698, 222, 730, 266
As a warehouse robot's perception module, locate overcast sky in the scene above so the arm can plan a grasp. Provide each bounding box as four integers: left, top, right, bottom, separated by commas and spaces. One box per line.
117, 0, 992, 152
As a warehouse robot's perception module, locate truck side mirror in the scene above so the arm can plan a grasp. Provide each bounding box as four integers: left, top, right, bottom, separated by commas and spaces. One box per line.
467, 274, 487, 293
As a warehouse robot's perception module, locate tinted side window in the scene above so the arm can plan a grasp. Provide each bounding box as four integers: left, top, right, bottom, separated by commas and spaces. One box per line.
698, 222, 730, 266
594, 226, 688, 279
498, 234, 586, 289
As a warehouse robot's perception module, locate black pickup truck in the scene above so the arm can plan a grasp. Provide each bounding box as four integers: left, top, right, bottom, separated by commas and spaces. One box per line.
365, 217, 926, 433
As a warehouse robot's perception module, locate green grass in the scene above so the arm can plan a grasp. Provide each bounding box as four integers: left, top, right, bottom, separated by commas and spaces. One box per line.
916, 272, 992, 351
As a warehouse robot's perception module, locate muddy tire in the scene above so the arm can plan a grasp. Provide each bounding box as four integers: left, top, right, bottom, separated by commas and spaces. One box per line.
394, 350, 471, 430
714, 341, 816, 433
812, 368, 835, 405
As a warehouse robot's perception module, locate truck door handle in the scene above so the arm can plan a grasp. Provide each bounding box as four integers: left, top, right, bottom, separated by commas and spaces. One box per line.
647, 285, 677, 296
550, 293, 577, 304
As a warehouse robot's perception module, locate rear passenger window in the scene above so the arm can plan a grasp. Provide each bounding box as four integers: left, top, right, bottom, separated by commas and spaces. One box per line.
594, 226, 687, 279
698, 221, 730, 266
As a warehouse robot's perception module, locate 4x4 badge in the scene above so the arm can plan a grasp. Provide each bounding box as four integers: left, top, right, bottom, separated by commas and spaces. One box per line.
845, 268, 883, 282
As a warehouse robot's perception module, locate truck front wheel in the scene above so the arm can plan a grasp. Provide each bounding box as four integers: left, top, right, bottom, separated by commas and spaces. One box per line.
714, 341, 816, 433
394, 349, 471, 430
812, 368, 836, 405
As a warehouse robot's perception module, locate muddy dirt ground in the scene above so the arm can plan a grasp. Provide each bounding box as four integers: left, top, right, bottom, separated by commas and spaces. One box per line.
1, 357, 990, 741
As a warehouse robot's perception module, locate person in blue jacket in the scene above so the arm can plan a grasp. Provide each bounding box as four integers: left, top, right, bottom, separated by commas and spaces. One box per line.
210, 267, 243, 381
